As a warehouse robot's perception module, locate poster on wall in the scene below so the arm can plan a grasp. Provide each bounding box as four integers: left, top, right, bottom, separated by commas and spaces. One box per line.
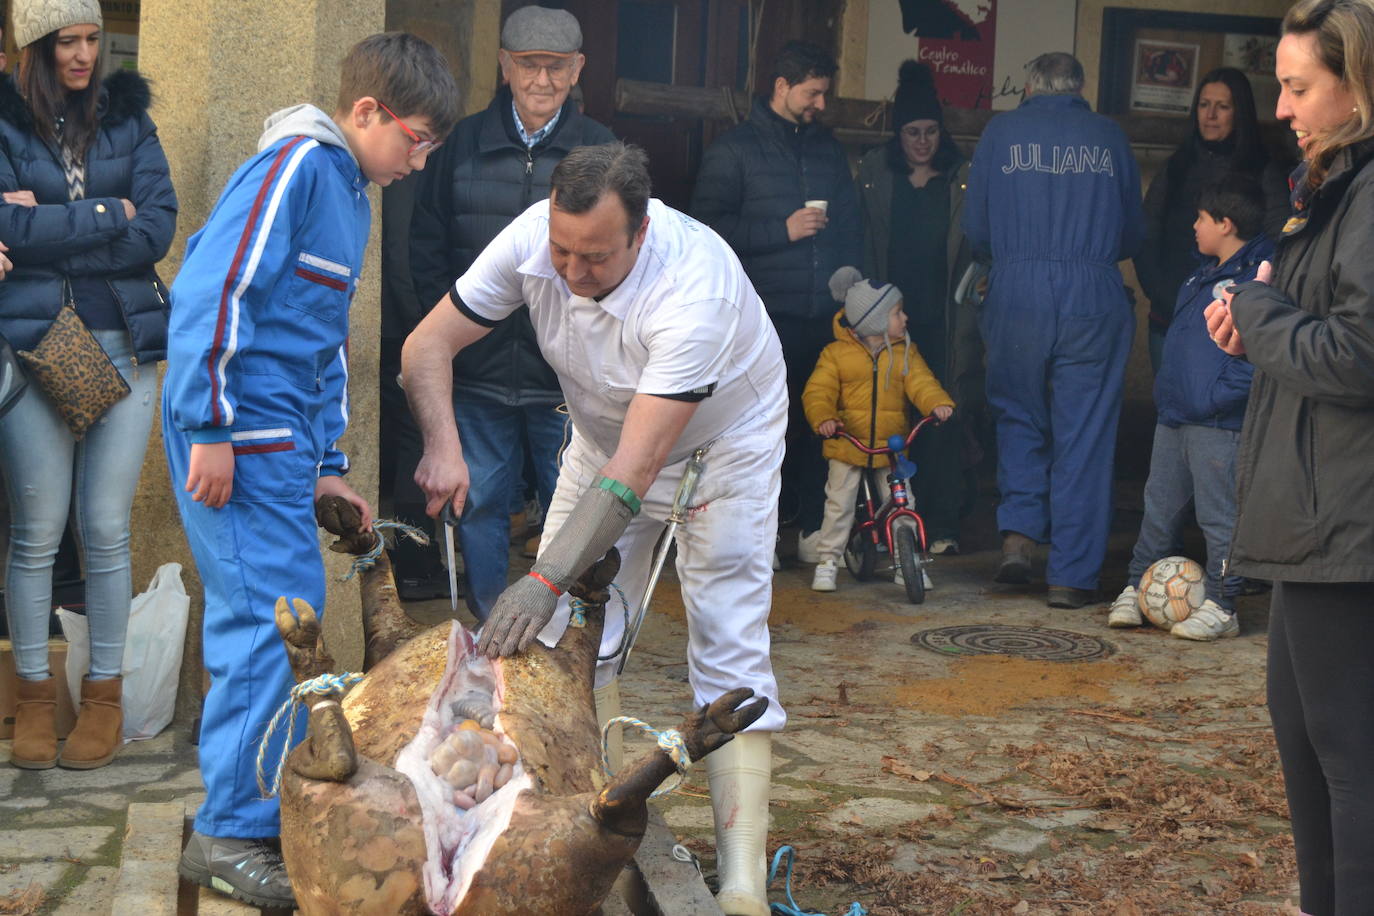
865, 0, 1079, 111
1129, 39, 1198, 114
1224, 33, 1280, 121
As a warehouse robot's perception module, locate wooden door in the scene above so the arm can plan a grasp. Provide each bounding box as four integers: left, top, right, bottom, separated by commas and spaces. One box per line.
557, 0, 752, 209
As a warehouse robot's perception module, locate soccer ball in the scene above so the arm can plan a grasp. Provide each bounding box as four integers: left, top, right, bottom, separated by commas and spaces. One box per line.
1137, 556, 1206, 629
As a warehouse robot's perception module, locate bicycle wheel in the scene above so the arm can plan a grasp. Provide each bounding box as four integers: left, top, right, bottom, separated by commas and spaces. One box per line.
844, 528, 877, 580
894, 524, 925, 604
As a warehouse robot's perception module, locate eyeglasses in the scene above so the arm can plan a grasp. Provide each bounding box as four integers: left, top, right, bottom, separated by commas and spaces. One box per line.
376, 100, 441, 157
508, 55, 576, 80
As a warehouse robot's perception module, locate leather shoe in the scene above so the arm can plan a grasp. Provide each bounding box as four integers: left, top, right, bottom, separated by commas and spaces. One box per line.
994, 532, 1035, 584
1047, 585, 1095, 609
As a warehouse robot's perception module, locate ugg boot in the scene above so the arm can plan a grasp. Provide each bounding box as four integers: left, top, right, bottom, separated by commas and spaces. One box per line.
593, 680, 622, 772
58, 676, 123, 769
10, 676, 58, 769
706, 732, 772, 916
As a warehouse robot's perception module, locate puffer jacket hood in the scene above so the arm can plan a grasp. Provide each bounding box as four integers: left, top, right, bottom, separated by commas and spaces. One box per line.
0, 69, 177, 361
1153, 232, 1272, 430
801, 310, 953, 468
258, 104, 354, 160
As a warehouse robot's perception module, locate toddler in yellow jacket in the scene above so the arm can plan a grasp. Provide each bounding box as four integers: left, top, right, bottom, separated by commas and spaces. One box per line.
802, 267, 954, 592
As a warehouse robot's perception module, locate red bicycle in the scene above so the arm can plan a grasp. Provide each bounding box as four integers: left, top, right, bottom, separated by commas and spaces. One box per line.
828, 417, 937, 604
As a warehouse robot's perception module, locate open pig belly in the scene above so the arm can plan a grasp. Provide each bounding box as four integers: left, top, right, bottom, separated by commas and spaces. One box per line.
282, 614, 610, 915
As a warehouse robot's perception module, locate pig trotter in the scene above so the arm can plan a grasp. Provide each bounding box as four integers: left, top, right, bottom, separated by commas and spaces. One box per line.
590, 688, 768, 837
566, 548, 622, 606
316, 494, 380, 555
274, 597, 335, 684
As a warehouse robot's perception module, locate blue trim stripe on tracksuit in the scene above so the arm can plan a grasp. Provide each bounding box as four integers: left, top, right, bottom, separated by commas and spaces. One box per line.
162, 133, 369, 838
963, 94, 1145, 590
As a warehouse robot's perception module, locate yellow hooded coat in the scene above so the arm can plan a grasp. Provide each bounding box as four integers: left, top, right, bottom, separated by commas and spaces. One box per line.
802, 311, 955, 468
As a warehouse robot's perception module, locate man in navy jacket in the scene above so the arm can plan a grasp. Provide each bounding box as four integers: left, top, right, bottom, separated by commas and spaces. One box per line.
691, 40, 861, 555
963, 52, 1145, 608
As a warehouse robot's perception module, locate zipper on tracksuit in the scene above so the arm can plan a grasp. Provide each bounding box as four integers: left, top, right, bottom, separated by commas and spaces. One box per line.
867, 355, 880, 473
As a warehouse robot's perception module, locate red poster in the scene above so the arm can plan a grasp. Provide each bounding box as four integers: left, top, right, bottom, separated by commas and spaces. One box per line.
900, 0, 998, 109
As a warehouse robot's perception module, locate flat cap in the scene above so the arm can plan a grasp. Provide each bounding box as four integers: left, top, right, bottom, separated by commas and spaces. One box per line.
501, 5, 582, 56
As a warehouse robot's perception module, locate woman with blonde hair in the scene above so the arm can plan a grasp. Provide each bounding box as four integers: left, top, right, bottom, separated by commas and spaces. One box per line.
1208, 0, 1374, 909
0, 0, 176, 770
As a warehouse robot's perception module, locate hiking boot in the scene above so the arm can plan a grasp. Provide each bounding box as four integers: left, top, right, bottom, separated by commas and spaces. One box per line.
1107, 585, 1142, 628
797, 529, 823, 564
1047, 585, 1095, 609
811, 559, 838, 592
930, 538, 960, 556
994, 532, 1034, 584
179, 831, 296, 909
1171, 600, 1240, 641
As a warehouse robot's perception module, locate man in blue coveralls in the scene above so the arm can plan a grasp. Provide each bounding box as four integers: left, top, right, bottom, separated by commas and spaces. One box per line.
963, 52, 1144, 609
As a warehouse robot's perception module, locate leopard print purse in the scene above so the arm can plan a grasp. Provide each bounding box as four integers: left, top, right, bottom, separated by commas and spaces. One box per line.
17, 304, 130, 439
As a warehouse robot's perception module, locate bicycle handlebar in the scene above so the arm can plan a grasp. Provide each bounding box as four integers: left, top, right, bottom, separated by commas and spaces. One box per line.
825, 414, 940, 455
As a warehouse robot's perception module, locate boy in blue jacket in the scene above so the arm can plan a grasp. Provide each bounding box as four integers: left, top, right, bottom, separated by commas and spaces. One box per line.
162, 34, 459, 909
1108, 174, 1273, 641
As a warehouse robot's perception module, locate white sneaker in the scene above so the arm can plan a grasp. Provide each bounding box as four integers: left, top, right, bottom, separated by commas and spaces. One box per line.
893, 566, 933, 590
1107, 585, 1142, 628
930, 538, 960, 556
1172, 600, 1240, 641
797, 529, 822, 564
811, 559, 838, 591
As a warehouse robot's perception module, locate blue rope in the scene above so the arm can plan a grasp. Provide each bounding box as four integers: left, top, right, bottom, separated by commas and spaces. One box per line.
338, 519, 429, 581
255, 672, 363, 798
767, 845, 868, 916
570, 582, 628, 629
599, 715, 690, 797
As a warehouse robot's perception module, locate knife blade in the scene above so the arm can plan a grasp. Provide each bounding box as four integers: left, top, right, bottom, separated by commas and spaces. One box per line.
441, 503, 459, 615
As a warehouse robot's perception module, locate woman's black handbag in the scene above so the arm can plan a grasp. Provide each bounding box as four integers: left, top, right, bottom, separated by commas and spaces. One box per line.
0, 330, 29, 419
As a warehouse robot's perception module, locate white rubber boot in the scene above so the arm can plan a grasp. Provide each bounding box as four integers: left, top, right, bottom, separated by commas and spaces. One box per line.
593, 680, 622, 773
706, 732, 772, 916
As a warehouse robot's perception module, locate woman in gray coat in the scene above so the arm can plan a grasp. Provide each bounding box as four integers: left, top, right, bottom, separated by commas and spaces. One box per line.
1208, 0, 1374, 909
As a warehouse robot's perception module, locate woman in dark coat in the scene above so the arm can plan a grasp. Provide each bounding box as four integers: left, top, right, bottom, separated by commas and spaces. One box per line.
1136, 66, 1289, 371
0, 1, 176, 772
856, 61, 979, 555
1208, 0, 1374, 909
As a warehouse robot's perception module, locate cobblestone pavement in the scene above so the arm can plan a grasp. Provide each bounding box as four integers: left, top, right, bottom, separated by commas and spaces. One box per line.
1, 498, 1298, 915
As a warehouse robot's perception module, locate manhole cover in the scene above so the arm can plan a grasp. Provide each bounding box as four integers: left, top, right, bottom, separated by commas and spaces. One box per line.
911, 625, 1115, 662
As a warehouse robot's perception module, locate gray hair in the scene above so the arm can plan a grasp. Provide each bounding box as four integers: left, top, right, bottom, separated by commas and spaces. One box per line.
1025, 52, 1084, 95
550, 142, 652, 239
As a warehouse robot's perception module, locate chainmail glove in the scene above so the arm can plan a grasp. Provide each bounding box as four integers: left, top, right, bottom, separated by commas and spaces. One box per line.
477, 481, 636, 658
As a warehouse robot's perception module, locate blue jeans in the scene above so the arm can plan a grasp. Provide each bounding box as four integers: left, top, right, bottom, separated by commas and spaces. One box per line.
1127, 423, 1243, 609
0, 330, 156, 680
452, 399, 567, 621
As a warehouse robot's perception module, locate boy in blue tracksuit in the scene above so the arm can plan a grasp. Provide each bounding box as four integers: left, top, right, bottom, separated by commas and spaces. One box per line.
962, 53, 1145, 608
162, 34, 459, 909
1108, 175, 1273, 641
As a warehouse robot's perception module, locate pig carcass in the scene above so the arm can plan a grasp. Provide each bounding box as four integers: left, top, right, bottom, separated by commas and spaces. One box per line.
274, 507, 766, 915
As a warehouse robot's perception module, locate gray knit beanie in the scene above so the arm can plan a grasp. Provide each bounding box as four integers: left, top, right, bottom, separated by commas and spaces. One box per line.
12, 0, 103, 49
830, 266, 901, 338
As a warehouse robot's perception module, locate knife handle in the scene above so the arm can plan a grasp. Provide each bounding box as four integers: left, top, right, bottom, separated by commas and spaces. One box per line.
441, 504, 459, 527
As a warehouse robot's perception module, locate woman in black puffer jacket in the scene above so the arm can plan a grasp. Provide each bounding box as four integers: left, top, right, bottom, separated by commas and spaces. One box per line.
1135, 67, 1290, 372
0, 1, 176, 772
1208, 0, 1374, 910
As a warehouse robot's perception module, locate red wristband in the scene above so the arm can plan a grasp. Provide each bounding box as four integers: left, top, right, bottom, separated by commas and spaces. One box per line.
528, 571, 562, 596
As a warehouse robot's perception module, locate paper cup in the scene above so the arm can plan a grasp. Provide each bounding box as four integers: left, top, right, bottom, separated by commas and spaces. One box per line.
805, 199, 828, 213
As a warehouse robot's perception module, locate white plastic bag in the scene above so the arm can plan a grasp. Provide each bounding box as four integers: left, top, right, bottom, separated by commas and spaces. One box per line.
58, 562, 190, 741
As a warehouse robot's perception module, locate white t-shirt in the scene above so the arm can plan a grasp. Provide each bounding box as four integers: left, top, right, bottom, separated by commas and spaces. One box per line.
452, 198, 787, 465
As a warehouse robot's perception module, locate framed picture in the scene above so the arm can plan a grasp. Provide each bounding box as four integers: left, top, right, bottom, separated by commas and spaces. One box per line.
1130, 40, 1198, 114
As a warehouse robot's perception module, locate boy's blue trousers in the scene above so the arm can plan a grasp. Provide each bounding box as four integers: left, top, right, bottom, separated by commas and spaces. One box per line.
981, 260, 1134, 591
163, 418, 324, 839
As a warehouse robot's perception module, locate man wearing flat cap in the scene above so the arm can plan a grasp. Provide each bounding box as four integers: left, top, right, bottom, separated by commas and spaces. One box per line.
405, 5, 614, 621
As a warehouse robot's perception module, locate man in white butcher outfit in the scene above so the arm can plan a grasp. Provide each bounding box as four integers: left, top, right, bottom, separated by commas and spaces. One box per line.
401, 142, 786, 916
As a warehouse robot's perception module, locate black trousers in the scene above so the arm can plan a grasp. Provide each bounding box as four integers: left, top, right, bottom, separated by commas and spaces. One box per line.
773, 316, 832, 535
1267, 580, 1374, 916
